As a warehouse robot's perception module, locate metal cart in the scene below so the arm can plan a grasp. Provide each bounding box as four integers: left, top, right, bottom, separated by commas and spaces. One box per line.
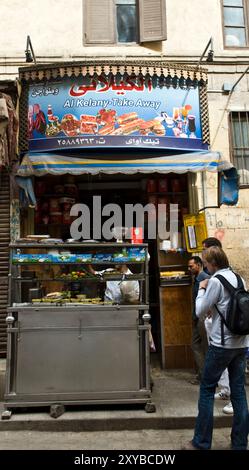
2, 243, 155, 419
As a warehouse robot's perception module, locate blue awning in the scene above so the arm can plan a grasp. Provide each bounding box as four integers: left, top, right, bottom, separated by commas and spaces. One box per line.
17, 151, 233, 176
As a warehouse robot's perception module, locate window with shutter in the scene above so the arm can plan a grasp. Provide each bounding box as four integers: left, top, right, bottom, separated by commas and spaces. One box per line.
84, 0, 115, 44
0, 169, 10, 358
138, 0, 167, 42
83, 0, 167, 45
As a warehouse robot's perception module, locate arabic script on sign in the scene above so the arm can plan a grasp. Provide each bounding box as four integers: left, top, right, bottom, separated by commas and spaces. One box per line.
69, 75, 152, 97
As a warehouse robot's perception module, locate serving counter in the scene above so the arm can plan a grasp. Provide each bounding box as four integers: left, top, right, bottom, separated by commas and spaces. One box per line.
2, 243, 155, 419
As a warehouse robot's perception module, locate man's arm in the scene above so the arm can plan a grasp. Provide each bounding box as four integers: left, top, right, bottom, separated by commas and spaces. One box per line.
196, 277, 222, 319
87, 264, 96, 275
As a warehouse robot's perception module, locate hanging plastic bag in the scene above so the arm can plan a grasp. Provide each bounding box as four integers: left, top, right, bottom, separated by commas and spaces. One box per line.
120, 279, 139, 304
149, 326, 156, 352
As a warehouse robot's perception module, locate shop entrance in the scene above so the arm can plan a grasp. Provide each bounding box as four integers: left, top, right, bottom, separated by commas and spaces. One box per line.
24, 172, 193, 368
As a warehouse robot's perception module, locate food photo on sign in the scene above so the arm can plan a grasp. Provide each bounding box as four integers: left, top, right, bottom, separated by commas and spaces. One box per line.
27, 75, 206, 152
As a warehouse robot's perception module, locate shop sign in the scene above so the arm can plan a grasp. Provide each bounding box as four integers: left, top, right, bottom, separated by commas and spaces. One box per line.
183, 213, 208, 253
28, 76, 208, 152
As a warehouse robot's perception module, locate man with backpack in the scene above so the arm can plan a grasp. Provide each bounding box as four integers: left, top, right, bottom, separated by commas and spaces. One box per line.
202, 237, 233, 414
182, 246, 249, 450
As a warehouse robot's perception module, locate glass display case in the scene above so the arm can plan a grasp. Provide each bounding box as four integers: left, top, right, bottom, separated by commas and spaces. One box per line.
9, 242, 149, 305
2, 242, 155, 419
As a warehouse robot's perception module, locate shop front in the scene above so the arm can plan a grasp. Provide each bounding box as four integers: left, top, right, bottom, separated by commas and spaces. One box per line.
16, 150, 226, 370
0, 83, 18, 357
2, 60, 235, 418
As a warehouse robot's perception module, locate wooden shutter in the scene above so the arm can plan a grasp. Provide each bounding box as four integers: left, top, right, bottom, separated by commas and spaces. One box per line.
84, 0, 115, 44
138, 0, 167, 42
0, 170, 10, 357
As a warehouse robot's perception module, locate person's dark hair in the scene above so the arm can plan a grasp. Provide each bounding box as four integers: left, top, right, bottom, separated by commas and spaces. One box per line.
189, 256, 203, 267
202, 237, 222, 248
204, 246, 229, 269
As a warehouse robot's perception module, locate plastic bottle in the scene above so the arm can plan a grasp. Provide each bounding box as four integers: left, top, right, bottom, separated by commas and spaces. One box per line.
47, 104, 53, 122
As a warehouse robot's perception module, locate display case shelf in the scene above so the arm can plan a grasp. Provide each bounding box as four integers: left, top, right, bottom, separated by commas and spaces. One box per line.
12, 274, 146, 282
11, 243, 148, 248
12, 261, 145, 266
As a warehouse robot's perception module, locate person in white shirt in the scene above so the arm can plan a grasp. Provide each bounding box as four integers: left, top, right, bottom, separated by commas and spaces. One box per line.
182, 246, 249, 450
202, 238, 232, 411
88, 264, 139, 303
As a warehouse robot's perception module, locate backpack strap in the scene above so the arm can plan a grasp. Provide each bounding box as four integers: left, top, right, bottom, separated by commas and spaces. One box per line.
215, 272, 244, 291
234, 273, 244, 289
214, 272, 243, 346
214, 305, 226, 346
214, 274, 236, 293
214, 274, 235, 346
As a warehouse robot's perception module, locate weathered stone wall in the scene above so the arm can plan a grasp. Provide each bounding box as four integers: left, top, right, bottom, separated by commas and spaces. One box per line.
1, 0, 249, 79
1, 0, 248, 282
205, 191, 249, 284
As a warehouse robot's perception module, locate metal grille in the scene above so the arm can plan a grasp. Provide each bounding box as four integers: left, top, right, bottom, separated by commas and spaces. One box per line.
199, 84, 210, 145
0, 169, 10, 357
230, 112, 249, 186
19, 61, 208, 82
19, 83, 29, 154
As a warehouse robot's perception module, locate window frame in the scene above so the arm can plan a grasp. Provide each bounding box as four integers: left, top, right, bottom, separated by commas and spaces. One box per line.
83, 0, 167, 46
229, 111, 249, 187
221, 0, 249, 49
115, 0, 139, 45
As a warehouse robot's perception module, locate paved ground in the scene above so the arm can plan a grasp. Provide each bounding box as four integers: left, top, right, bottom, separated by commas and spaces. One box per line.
0, 428, 232, 450
0, 367, 239, 431
0, 356, 248, 454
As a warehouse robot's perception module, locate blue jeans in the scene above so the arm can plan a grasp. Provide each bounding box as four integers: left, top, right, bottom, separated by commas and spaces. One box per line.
192, 345, 249, 450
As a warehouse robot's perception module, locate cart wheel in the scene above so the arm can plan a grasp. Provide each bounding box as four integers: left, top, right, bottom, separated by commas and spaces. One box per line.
1, 410, 12, 420
145, 402, 156, 413
50, 404, 65, 419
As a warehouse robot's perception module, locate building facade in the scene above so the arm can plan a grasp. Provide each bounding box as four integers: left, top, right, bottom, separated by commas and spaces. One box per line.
0, 1, 249, 361
1, 0, 248, 279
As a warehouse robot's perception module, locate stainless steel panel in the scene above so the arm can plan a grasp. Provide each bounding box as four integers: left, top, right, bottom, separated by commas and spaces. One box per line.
18, 307, 139, 328
15, 327, 140, 394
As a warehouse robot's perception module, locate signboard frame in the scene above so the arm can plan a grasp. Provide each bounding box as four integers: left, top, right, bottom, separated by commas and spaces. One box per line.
27, 75, 208, 153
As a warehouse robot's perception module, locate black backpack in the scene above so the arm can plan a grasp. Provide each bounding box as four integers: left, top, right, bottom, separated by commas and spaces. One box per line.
214, 273, 249, 345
